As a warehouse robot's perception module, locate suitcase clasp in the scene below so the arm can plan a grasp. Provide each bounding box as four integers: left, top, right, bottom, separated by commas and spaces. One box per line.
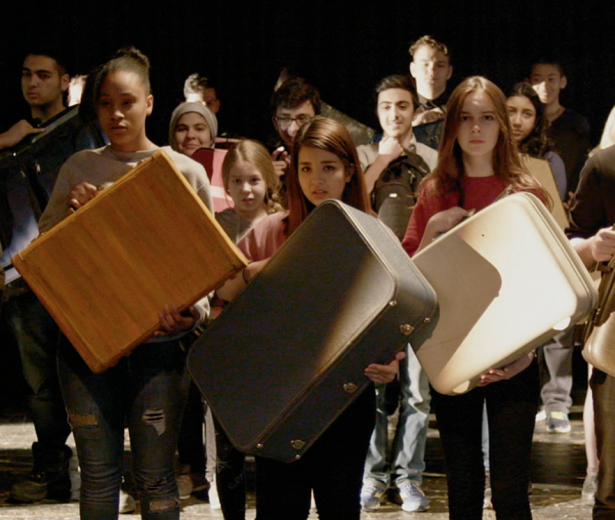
400, 324, 415, 335
343, 383, 358, 393
291, 439, 306, 450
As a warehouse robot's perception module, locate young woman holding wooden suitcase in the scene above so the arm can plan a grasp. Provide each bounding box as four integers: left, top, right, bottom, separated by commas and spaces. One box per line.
217, 116, 403, 520
38, 48, 213, 520
402, 76, 547, 520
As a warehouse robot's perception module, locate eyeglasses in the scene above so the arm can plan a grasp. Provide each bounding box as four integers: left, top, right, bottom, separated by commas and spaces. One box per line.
275, 114, 313, 129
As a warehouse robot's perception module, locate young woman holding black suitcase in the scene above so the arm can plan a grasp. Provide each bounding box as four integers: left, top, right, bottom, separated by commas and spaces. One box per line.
217, 116, 403, 520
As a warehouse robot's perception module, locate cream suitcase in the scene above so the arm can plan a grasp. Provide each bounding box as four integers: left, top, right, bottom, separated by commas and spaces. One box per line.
13, 151, 247, 373
412, 192, 596, 394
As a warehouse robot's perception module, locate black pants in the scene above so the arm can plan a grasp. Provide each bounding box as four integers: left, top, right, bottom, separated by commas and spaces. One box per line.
255, 386, 375, 520
214, 417, 247, 520
592, 369, 615, 519
432, 360, 539, 520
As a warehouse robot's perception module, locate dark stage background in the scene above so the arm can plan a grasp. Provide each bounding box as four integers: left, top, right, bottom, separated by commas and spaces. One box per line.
1, 1, 614, 147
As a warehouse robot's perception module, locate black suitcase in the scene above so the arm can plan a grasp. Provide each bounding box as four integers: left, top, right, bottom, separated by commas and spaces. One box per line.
187, 200, 438, 462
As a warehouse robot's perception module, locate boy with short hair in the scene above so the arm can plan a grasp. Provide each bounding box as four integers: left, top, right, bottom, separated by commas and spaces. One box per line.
357, 74, 436, 513
528, 60, 590, 194
409, 35, 453, 128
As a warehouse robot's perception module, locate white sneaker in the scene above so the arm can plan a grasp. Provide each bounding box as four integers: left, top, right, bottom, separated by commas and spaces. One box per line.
398, 481, 430, 512
360, 481, 386, 512
69, 453, 81, 502
119, 489, 136, 514
177, 474, 193, 500
483, 471, 492, 510
582, 472, 598, 504
208, 476, 221, 510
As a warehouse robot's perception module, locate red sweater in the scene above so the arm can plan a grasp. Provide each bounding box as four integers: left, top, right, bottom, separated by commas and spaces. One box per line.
402, 175, 507, 256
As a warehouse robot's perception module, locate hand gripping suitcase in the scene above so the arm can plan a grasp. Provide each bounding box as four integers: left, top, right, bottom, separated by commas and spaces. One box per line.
412, 192, 597, 395
12, 151, 247, 373
187, 199, 438, 462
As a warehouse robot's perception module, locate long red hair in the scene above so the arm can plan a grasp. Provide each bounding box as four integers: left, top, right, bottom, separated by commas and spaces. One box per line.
425, 76, 547, 204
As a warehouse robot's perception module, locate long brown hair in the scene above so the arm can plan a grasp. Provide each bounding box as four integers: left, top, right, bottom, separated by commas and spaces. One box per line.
287, 116, 370, 235
426, 76, 546, 201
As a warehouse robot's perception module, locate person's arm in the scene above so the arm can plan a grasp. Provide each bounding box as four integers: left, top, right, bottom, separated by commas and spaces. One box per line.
567, 151, 615, 269
153, 303, 202, 337
477, 351, 535, 386
216, 259, 269, 301
571, 229, 615, 270
364, 351, 406, 384
363, 137, 404, 194
414, 206, 469, 255
412, 107, 445, 127
0, 120, 44, 150
67, 181, 100, 210
271, 146, 289, 178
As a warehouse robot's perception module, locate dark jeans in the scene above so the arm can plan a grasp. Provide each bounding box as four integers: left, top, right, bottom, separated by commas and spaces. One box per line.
177, 380, 206, 475
255, 386, 375, 520
215, 418, 247, 520
432, 360, 539, 520
592, 369, 615, 519
58, 335, 189, 520
1, 290, 70, 454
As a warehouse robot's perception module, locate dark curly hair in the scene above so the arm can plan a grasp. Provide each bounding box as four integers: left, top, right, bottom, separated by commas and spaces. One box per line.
507, 82, 551, 159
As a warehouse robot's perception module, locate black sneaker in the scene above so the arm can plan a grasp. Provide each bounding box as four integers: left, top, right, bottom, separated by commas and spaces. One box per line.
11, 469, 72, 503
11, 443, 72, 503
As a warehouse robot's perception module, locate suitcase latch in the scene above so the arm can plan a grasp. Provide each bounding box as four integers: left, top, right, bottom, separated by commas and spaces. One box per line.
291, 439, 306, 450
400, 324, 415, 335
343, 383, 358, 393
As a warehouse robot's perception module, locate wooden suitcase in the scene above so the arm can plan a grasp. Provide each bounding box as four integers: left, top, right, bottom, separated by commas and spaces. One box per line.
412, 192, 597, 395
187, 199, 438, 462
12, 151, 247, 373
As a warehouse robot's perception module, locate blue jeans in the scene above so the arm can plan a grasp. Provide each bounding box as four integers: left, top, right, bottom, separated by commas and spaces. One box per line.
363, 345, 430, 487
58, 335, 189, 520
1, 290, 70, 453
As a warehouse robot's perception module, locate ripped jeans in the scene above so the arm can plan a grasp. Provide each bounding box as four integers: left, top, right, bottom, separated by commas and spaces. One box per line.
58, 335, 189, 520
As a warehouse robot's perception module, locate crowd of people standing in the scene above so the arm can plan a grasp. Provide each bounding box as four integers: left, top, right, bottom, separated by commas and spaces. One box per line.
0, 32, 613, 520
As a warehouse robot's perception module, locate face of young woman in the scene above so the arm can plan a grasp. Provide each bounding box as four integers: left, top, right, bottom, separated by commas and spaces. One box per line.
506, 95, 537, 144
97, 71, 153, 152
227, 161, 267, 219
173, 112, 212, 156
456, 90, 501, 162
298, 146, 351, 206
